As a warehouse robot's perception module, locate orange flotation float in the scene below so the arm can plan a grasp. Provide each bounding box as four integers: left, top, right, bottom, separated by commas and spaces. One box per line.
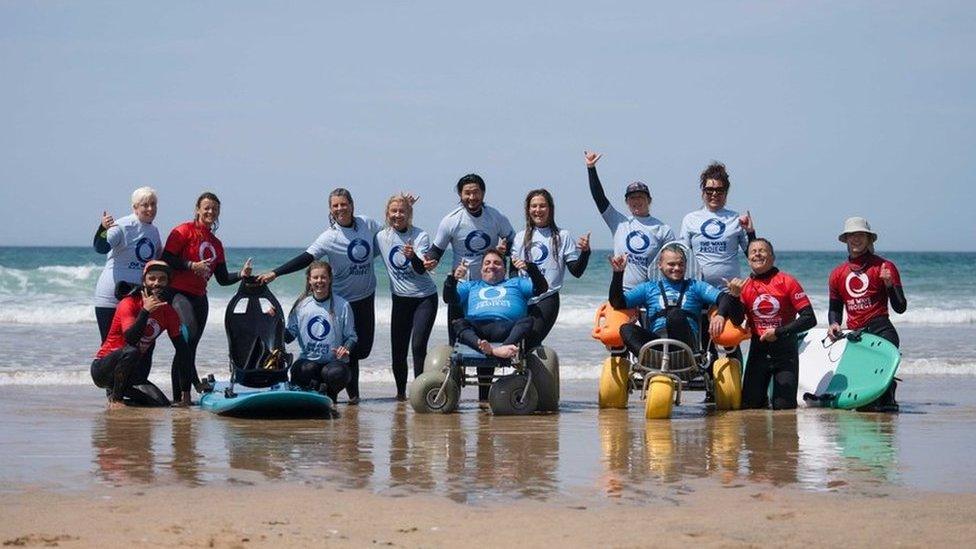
591, 302, 638, 348
708, 308, 750, 347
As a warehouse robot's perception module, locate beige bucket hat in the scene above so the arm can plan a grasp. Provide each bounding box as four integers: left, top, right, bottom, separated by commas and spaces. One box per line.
838, 216, 878, 243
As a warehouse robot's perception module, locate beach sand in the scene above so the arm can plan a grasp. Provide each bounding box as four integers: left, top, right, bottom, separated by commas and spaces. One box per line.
2, 377, 976, 547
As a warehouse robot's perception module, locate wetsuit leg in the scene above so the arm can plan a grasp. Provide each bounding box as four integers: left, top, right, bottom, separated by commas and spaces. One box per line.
447, 301, 463, 345
768, 337, 799, 410
125, 382, 172, 407
290, 358, 325, 390
741, 337, 772, 409
501, 317, 534, 346
453, 318, 484, 350
345, 294, 375, 401
410, 294, 438, 379
90, 345, 141, 401
171, 291, 207, 400
525, 293, 560, 349
619, 324, 657, 358
322, 361, 351, 401
390, 294, 416, 397
95, 307, 116, 343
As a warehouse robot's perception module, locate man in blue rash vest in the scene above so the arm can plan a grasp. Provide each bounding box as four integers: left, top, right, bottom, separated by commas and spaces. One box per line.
426, 174, 515, 344
608, 243, 743, 359
584, 151, 675, 290
282, 261, 356, 404
444, 249, 548, 401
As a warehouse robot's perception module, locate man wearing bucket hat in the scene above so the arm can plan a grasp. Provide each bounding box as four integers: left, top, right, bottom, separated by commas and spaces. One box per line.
91, 260, 195, 409
827, 217, 907, 411
583, 150, 675, 290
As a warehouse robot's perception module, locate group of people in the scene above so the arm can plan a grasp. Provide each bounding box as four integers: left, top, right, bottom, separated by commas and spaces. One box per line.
89, 152, 908, 412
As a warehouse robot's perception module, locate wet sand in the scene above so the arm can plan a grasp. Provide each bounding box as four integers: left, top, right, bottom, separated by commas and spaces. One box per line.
2, 377, 976, 546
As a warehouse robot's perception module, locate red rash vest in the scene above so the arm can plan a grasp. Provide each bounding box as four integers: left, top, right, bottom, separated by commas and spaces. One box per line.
164, 221, 226, 296
828, 253, 902, 330
741, 269, 812, 336
96, 294, 181, 358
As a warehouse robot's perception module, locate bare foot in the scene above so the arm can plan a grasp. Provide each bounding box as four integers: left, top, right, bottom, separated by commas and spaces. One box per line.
106, 400, 125, 410
492, 344, 519, 359
477, 339, 492, 355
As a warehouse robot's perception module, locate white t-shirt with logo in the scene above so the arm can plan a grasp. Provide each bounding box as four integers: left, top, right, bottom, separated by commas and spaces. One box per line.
286, 294, 357, 363
376, 226, 437, 298
305, 216, 381, 302
601, 207, 675, 290
511, 226, 579, 302
679, 207, 749, 287
432, 205, 515, 281
93, 214, 162, 308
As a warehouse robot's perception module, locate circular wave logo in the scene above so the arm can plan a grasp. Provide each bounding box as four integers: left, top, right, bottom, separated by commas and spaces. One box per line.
478, 286, 508, 301
464, 231, 491, 253
527, 242, 549, 265
198, 241, 217, 262
135, 238, 156, 262
305, 315, 332, 341
845, 272, 870, 298
752, 294, 781, 319
625, 231, 650, 254
346, 238, 371, 264
140, 318, 162, 346
388, 245, 410, 271
700, 219, 726, 240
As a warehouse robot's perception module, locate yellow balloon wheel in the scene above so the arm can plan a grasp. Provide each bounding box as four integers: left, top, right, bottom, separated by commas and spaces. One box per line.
598, 356, 630, 409
644, 375, 675, 420
712, 357, 743, 411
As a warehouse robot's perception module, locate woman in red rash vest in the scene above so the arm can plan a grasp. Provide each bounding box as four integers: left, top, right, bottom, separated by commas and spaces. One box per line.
161, 192, 252, 403
826, 217, 907, 411
726, 238, 816, 410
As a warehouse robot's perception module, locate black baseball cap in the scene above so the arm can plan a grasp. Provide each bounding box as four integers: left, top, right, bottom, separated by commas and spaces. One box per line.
624, 181, 651, 198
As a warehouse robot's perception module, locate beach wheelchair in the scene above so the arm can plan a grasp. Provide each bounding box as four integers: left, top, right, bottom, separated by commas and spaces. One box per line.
592, 302, 748, 419
409, 342, 560, 415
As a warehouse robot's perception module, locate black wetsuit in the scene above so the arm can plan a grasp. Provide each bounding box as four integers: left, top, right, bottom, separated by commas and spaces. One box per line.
391, 293, 438, 397
740, 307, 817, 410
509, 248, 590, 349
92, 224, 115, 341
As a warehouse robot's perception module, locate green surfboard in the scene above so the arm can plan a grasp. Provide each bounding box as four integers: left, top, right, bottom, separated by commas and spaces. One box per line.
816, 332, 900, 409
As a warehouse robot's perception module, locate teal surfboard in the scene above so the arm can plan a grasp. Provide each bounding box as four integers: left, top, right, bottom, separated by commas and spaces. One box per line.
816, 332, 900, 409
200, 381, 333, 418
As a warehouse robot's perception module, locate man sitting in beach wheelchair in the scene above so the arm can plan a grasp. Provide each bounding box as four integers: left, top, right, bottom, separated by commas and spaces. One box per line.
410, 248, 560, 415
594, 242, 747, 419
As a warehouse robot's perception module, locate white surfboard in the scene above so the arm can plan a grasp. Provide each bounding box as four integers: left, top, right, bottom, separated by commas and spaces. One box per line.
797, 328, 848, 407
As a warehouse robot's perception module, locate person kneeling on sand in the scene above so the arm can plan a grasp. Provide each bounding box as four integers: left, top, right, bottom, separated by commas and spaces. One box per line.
91, 260, 196, 409
445, 249, 548, 402
279, 261, 356, 404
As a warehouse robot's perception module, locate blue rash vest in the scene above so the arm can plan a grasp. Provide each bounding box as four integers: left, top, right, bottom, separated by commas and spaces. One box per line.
456, 277, 535, 322
621, 277, 723, 339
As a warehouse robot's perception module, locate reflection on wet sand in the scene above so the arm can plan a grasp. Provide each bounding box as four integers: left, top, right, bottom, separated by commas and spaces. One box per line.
85, 391, 901, 502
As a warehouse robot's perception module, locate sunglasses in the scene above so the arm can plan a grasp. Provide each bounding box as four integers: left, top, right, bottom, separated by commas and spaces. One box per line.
702, 187, 727, 195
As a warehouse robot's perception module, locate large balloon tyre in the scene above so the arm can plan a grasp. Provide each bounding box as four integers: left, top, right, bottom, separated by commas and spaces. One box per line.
598, 356, 630, 409
422, 344, 454, 377
712, 357, 743, 411
488, 375, 539, 416
409, 371, 460, 414
526, 346, 560, 412
644, 375, 675, 420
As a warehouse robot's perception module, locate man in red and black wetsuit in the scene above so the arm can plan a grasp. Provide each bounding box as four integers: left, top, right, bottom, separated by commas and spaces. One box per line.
727, 238, 817, 409
91, 261, 195, 409
827, 217, 907, 411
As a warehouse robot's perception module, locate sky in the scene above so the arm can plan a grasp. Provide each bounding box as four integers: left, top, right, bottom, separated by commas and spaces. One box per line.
0, 1, 973, 250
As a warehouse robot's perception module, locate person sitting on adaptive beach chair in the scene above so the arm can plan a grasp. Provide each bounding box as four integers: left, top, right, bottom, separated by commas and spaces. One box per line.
608, 242, 743, 372
445, 248, 548, 402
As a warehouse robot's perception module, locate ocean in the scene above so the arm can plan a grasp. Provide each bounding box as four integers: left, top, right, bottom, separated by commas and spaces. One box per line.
1, 247, 974, 388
